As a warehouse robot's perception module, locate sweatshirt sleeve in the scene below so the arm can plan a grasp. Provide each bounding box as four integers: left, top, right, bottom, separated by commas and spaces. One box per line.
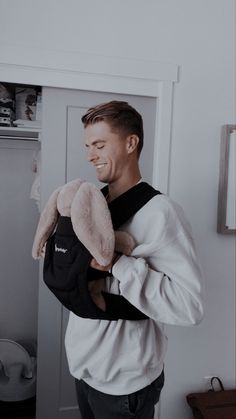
112, 226, 204, 326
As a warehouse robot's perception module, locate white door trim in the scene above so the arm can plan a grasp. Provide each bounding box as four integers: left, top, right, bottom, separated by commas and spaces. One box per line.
0, 45, 177, 83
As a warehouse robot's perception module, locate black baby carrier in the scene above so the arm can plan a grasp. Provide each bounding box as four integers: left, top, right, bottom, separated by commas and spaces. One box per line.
43, 182, 161, 320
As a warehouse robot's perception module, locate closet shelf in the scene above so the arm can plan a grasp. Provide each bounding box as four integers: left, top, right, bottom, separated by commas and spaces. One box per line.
0, 126, 40, 141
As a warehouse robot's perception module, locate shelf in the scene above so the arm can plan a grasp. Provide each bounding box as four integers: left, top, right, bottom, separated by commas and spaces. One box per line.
0, 126, 41, 141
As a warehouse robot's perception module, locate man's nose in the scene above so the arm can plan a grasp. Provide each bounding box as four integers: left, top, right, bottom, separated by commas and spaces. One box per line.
87, 148, 97, 162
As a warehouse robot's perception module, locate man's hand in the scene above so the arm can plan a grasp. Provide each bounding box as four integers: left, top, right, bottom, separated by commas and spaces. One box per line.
38, 244, 46, 258
90, 252, 121, 271
90, 258, 112, 271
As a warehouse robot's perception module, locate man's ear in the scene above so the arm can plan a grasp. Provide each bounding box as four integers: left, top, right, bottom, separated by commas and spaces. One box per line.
126, 134, 139, 155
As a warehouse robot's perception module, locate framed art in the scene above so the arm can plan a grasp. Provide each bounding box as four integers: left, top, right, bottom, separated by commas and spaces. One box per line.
217, 124, 236, 234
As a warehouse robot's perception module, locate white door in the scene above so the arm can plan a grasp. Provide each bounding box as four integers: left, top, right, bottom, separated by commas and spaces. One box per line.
36, 87, 158, 419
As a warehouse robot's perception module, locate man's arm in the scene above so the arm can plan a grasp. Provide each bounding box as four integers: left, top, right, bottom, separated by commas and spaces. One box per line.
112, 231, 204, 326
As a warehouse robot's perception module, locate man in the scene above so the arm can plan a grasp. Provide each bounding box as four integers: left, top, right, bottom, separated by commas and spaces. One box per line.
65, 100, 204, 419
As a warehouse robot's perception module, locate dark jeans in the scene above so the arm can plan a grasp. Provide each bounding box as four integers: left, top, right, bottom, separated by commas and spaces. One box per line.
75, 370, 164, 419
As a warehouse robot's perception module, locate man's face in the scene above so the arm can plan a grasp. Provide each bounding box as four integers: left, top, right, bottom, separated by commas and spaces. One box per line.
84, 121, 130, 184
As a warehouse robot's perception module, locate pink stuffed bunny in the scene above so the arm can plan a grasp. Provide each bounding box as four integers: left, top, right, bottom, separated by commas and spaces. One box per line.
32, 178, 135, 310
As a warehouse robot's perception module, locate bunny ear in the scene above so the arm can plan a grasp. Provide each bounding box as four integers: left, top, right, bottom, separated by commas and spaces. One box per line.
57, 178, 84, 216
32, 186, 62, 259
71, 182, 115, 266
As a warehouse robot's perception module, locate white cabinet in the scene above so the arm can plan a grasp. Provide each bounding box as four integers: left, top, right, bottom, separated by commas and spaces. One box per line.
0, 138, 39, 347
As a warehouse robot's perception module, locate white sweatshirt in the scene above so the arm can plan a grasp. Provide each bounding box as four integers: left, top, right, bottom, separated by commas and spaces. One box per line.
65, 194, 204, 395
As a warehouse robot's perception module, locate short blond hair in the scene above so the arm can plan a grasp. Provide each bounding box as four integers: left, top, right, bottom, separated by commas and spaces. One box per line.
81, 100, 143, 157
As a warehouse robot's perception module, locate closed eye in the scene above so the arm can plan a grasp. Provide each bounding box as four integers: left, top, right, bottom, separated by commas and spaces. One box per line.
85, 140, 106, 149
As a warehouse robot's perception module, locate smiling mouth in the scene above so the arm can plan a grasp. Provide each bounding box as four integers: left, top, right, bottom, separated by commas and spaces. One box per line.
95, 164, 107, 169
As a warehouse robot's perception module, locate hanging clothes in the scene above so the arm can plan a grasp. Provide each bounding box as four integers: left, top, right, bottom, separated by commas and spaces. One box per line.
30, 149, 41, 212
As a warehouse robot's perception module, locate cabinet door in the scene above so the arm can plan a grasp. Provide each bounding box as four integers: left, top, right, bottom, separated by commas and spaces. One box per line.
0, 140, 39, 342
37, 87, 158, 419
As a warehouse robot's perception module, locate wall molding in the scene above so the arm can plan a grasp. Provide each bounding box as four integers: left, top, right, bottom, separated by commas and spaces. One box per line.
0, 44, 178, 84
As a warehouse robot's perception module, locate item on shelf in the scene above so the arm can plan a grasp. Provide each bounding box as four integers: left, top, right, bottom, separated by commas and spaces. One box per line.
15, 87, 37, 121
13, 119, 41, 129
0, 98, 15, 110
0, 107, 15, 118
0, 117, 11, 127
0, 83, 14, 100
0, 107, 15, 126
36, 93, 42, 121
0, 85, 15, 124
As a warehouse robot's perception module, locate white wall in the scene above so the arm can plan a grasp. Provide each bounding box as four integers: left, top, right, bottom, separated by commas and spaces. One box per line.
0, 1, 235, 418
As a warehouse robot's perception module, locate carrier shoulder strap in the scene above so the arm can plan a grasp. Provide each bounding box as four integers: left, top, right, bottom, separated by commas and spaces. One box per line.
100, 182, 162, 320
101, 181, 161, 229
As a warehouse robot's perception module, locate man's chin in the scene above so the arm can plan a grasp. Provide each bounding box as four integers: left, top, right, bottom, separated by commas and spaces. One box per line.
96, 174, 109, 183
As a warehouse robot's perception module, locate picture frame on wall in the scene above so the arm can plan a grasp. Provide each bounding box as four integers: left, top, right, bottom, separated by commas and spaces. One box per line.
217, 124, 236, 234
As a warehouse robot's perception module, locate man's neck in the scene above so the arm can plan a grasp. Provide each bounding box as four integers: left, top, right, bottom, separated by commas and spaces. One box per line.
107, 171, 142, 202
